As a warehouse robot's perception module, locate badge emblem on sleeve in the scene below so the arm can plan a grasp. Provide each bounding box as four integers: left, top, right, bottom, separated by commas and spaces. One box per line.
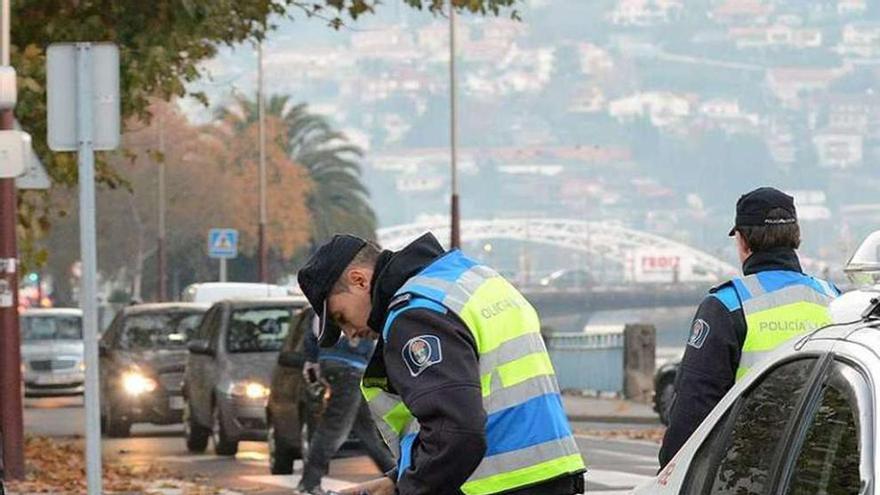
402, 335, 443, 377
688, 319, 710, 349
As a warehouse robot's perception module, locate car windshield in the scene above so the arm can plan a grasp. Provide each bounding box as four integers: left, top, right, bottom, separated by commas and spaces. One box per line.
846, 231, 880, 285
227, 307, 292, 353
21, 315, 82, 341
119, 311, 204, 350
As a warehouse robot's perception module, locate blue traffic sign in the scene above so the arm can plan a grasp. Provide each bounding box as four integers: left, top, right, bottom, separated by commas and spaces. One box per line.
208, 228, 239, 259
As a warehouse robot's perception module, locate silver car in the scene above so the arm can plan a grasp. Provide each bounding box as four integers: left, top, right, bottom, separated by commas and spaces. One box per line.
20, 308, 85, 397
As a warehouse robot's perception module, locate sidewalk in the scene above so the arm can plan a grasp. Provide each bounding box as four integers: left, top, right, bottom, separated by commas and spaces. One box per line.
563, 394, 660, 425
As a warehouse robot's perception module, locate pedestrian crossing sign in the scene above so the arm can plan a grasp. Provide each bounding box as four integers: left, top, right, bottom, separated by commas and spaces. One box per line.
208, 228, 239, 259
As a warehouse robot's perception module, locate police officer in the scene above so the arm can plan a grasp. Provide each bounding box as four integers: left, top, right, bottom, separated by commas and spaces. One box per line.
297, 233, 586, 495
658, 187, 839, 467
295, 310, 395, 494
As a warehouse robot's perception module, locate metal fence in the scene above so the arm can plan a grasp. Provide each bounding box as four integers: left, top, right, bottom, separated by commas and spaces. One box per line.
547, 332, 625, 394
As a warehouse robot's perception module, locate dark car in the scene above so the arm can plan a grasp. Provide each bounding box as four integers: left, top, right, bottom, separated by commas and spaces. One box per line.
265, 308, 318, 474
183, 297, 308, 456
653, 361, 679, 426
99, 303, 209, 437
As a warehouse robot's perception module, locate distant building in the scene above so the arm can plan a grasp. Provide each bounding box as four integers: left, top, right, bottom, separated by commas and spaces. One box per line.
836, 23, 880, 58
577, 43, 614, 75
729, 25, 822, 49
609, 91, 692, 127
813, 128, 864, 168
837, 0, 868, 16
608, 0, 683, 27
569, 85, 606, 113
710, 0, 774, 26
766, 66, 851, 107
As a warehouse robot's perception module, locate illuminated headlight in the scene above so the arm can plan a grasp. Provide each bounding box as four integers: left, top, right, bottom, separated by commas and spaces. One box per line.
122, 371, 158, 396
79, 361, 86, 372
228, 381, 270, 400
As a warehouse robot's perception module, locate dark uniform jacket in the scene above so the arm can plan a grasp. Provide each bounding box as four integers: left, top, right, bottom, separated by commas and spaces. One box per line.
364, 234, 584, 495
658, 248, 829, 467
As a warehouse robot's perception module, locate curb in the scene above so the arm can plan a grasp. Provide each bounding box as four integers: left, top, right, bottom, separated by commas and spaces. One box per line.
566, 414, 661, 425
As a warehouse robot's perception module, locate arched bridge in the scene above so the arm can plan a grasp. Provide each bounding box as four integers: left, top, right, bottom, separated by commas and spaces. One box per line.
378, 218, 737, 279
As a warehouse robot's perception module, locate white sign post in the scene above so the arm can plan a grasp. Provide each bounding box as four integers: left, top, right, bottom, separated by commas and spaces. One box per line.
47, 42, 119, 495
208, 228, 239, 282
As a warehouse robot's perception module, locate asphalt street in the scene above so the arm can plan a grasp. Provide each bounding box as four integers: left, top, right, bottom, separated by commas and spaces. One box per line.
22, 397, 659, 494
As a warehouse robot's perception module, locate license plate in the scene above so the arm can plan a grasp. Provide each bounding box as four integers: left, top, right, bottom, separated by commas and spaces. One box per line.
169, 396, 185, 410
36, 374, 74, 385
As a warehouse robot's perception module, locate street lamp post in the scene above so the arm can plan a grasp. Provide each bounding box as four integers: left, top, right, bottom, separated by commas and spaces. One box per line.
449, 0, 461, 249
157, 112, 167, 301
257, 42, 268, 282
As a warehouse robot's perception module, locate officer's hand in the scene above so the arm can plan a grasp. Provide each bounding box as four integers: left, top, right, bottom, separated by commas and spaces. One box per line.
338, 476, 395, 495
303, 361, 321, 383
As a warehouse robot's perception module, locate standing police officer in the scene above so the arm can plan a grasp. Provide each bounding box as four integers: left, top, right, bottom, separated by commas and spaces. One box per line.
297, 233, 585, 495
659, 187, 839, 467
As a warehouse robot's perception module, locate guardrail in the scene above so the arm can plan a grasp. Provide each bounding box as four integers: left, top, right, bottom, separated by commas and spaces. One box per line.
547, 324, 656, 401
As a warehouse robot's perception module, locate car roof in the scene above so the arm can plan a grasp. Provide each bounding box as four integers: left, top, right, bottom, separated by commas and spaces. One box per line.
122, 302, 211, 315
216, 297, 309, 309
804, 316, 880, 349
21, 307, 83, 317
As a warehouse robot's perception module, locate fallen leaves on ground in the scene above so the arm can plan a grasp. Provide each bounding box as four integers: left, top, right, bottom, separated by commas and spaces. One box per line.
576, 427, 666, 444
5, 436, 223, 494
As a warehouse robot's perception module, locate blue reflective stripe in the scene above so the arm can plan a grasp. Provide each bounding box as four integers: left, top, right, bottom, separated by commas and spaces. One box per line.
383, 298, 449, 340
710, 286, 741, 312
418, 250, 477, 282
731, 278, 753, 302
484, 393, 572, 457
397, 432, 417, 479
401, 283, 447, 304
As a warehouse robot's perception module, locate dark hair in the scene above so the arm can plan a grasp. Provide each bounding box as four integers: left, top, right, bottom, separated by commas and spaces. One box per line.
330, 241, 382, 294
736, 208, 801, 252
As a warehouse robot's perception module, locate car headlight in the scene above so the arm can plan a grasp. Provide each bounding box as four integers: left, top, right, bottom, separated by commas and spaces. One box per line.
79, 361, 86, 372
121, 370, 158, 396
227, 381, 270, 400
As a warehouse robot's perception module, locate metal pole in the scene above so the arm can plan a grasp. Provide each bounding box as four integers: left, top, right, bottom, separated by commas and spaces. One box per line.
76, 42, 103, 495
449, 1, 461, 249
0, 0, 24, 481
257, 42, 268, 282
219, 258, 227, 283
157, 112, 167, 301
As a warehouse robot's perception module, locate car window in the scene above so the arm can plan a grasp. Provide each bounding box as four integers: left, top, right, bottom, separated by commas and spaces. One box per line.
684, 358, 819, 495
21, 315, 83, 341
119, 311, 204, 350
282, 309, 311, 353
226, 306, 292, 353
783, 362, 865, 495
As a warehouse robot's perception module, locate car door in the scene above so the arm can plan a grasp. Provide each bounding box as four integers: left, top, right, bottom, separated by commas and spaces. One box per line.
186, 305, 221, 425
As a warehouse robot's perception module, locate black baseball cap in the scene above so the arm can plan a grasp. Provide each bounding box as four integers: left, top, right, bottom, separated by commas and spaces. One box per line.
297, 234, 368, 347
729, 187, 797, 236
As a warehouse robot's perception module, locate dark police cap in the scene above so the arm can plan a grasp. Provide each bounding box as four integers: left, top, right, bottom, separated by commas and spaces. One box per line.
297, 234, 367, 347
729, 187, 797, 237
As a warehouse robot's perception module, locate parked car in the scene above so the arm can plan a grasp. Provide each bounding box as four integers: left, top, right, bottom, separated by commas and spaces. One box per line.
20, 308, 84, 397
183, 297, 307, 456
831, 230, 880, 323
631, 312, 876, 494
652, 361, 678, 426
181, 282, 293, 305
98, 303, 208, 437
538, 269, 592, 289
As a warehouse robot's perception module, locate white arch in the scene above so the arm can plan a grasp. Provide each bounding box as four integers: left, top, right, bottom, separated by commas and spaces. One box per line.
377, 218, 738, 280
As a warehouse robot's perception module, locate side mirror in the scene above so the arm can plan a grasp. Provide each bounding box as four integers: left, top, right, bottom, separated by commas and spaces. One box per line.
98, 342, 109, 358
187, 339, 214, 356
278, 351, 305, 369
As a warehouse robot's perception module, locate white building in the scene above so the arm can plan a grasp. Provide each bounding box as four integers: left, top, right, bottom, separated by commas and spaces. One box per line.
813, 129, 864, 168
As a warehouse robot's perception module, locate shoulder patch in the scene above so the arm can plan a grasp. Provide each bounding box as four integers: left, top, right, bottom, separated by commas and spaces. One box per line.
688, 319, 711, 349
401, 335, 443, 377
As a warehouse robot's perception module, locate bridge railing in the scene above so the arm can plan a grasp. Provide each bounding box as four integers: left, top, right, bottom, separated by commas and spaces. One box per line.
546, 324, 656, 400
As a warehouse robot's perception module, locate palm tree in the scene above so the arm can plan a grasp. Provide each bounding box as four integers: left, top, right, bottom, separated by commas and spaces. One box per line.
217, 95, 377, 246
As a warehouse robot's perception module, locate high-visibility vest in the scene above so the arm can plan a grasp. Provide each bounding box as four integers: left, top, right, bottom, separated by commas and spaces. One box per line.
361, 250, 585, 495
729, 271, 837, 380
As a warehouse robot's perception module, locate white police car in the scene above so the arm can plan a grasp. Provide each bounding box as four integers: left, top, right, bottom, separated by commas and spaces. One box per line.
631, 303, 878, 494
831, 230, 880, 323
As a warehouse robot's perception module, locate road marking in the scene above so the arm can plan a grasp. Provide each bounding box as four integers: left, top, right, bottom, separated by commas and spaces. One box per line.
575, 433, 664, 448
242, 474, 356, 490
587, 469, 653, 488
587, 447, 660, 465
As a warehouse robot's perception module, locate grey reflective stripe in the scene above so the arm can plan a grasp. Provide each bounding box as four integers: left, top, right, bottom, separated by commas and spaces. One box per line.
467, 436, 582, 483
740, 275, 766, 298
742, 284, 834, 314
366, 390, 420, 459
738, 350, 776, 370
479, 331, 546, 374
398, 265, 500, 314
484, 374, 559, 415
